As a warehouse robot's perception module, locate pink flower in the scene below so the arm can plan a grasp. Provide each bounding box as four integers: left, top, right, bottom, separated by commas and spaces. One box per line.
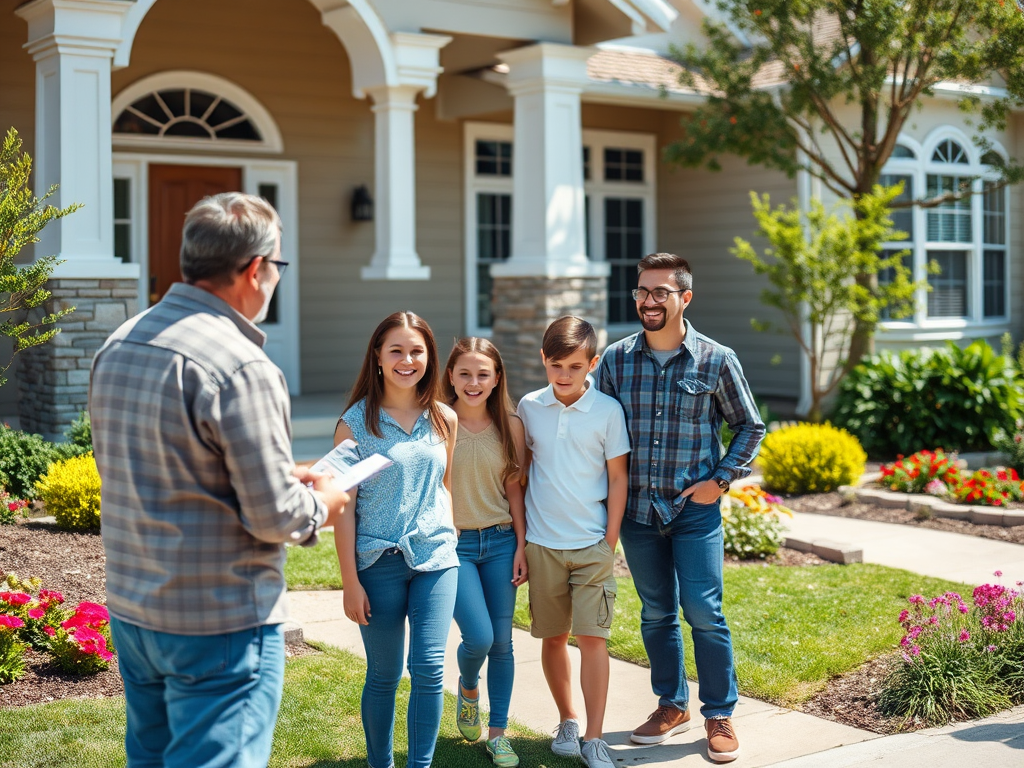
70, 626, 114, 661
909, 595, 925, 605
986, 644, 997, 652
911, 645, 921, 656
0, 592, 31, 606
959, 630, 970, 642
27, 607, 45, 619
62, 602, 110, 631
44, 626, 55, 637
39, 589, 64, 605
0, 614, 25, 629
994, 570, 1003, 578
898, 609, 909, 623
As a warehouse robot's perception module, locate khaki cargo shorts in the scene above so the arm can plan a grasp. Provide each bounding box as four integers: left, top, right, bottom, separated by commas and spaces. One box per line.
525, 540, 617, 639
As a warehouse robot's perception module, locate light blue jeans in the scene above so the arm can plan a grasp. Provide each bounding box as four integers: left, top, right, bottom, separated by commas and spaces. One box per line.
620, 500, 739, 719
109, 616, 284, 768
358, 550, 459, 768
453, 523, 518, 730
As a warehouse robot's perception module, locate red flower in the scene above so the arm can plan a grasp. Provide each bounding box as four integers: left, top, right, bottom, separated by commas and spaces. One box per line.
0, 592, 31, 606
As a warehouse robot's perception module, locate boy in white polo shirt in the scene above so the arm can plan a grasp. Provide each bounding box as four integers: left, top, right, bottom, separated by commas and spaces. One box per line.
517, 316, 630, 768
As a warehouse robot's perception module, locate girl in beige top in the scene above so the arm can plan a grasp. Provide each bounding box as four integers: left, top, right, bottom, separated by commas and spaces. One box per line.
444, 337, 527, 767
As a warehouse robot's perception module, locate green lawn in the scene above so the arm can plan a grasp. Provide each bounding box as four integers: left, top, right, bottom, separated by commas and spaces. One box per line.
0, 646, 579, 768
514, 564, 966, 706
285, 530, 343, 590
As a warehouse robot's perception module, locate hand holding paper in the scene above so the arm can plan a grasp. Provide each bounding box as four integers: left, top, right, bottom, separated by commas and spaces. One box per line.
311, 439, 393, 492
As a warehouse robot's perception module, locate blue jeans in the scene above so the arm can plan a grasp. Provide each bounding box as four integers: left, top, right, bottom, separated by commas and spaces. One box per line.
620, 500, 738, 718
453, 524, 518, 730
358, 551, 458, 768
109, 616, 284, 768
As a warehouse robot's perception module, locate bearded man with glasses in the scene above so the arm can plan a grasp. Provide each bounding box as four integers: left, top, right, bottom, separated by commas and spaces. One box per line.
597, 252, 765, 763
90, 192, 348, 768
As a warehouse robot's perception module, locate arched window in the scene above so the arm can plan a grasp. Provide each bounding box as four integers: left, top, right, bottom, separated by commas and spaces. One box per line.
114, 88, 261, 142
931, 139, 969, 164
878, 132, 1009, 327
891, 145, 916, 159
112, 72, 283, 153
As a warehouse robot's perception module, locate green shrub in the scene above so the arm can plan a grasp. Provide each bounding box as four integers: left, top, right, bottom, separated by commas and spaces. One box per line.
759, 422, 867, 494
0, 426, 64, 500
833, 340, 1024, 459
994, 419, 1024, 475
63, 411, 92, 452
721, 484, 790, 559
35, 453, 101, 531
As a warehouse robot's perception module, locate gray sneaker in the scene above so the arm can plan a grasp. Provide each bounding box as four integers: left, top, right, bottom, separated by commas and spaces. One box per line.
581, 738, 615, 768
551, 718, 581, 757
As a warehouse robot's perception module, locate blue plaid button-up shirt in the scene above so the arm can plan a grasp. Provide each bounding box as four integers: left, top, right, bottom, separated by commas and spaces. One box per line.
597, 320, 766, 525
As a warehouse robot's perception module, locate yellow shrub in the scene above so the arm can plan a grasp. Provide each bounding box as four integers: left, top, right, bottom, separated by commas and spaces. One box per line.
35, 452, 101, 531
759, 423, 867, 494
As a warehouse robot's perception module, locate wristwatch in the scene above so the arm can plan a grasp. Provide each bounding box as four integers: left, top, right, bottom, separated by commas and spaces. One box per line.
715, 478, 730, 493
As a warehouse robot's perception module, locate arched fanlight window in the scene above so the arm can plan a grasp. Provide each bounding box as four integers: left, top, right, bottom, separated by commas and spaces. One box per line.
931, 139, 969, 164
891, 144, 916, 159
114, 88, 262, 142
981, 150, 1003, 167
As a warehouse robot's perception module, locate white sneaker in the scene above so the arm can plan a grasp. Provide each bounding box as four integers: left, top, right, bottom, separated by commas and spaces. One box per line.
581, 738, 615, 768
551, 718, 581, 757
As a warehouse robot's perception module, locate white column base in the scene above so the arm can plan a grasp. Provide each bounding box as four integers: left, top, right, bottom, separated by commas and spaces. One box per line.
50, 258, 140, 280
361, 263, 431, 281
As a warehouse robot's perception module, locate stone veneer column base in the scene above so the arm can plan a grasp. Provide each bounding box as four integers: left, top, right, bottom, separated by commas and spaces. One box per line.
490, 275, 608, 401
17, 278, 139, 441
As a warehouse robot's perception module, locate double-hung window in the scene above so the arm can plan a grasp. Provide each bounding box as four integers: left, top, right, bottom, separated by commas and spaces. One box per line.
464, 124, 656, 334
876, 134, 1010, 338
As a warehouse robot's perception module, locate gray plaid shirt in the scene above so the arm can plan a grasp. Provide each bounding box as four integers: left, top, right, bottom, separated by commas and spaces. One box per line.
597, 321, 766, 526
90, 283, 326, 635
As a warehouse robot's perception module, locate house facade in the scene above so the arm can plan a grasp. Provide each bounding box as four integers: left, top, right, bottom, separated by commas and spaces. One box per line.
0, 0, 1020, 438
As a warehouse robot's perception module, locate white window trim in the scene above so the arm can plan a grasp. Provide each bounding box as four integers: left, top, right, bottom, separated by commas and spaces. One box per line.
463, 122, 657, 336
583, 129, 657, 335
111, 152, 301, 394
112, 71, 284, 154
876, 131, 1011, 343
464, 123, 514, 336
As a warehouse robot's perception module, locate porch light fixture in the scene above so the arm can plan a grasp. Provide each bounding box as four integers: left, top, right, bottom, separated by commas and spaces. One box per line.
351, 185, 374, 222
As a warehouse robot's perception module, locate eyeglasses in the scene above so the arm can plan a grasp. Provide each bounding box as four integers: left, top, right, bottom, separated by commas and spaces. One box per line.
632, 287, 686, 303
240, 255, 290, 279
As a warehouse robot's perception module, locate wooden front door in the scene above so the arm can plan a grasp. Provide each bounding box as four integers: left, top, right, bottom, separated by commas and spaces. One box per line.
148, 164, 242, 303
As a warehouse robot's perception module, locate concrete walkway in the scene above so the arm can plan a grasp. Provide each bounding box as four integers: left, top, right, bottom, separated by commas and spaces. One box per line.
784, 510, 1024, 586
287, 512, 1024, 767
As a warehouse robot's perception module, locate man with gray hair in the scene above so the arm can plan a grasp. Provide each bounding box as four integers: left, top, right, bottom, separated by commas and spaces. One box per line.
90, 192, 348, 768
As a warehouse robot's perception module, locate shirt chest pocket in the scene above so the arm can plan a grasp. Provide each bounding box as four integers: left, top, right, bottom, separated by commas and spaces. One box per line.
676, 378, 715, 419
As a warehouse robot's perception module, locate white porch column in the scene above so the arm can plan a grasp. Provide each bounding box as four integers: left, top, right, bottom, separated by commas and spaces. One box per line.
16, 0, 138, 280
493, 43, 606, 280
359, 32, 451, 281
361, 85, 428, 280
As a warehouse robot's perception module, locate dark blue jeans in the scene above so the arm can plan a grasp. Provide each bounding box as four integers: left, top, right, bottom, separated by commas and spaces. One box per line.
453, 524, 518, 730
358, 551, 458, 768
110, 617, 284, 768
620, 500, 738, 718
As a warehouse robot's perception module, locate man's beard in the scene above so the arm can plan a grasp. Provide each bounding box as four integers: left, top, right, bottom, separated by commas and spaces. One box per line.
639, 307, 667, 332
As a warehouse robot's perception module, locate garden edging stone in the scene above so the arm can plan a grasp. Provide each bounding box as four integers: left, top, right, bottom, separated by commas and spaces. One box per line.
844, 485, 1024, 528
781, 536, 863, 564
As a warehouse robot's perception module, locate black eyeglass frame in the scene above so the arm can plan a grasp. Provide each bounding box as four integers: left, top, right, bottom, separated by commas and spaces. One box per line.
632, 287, 687, 303
239, 255, 290, 278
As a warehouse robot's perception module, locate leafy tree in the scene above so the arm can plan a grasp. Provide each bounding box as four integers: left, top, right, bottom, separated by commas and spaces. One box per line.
732, 185, 925, 421
0, 127, 80, 387
667, 0, 1024, 366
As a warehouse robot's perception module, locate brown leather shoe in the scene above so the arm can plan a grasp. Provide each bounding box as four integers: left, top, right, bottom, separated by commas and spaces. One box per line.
629, 705, 691, 744
705, 717, 740, 762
